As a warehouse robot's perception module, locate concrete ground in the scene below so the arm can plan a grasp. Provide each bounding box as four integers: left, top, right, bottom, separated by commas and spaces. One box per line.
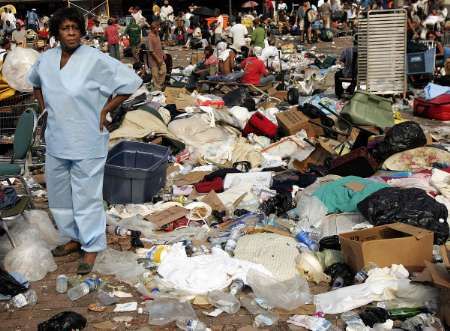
0, 35, 379, 331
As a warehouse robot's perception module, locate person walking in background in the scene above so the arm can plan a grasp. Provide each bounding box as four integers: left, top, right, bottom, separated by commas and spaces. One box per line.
125, 18, 141, 62
230, 16, 248, 52
251, 18, 266, 48
160, 0, 174, 41
26, 8, 39, 31
27, 7, 141, 275
320, 0, 332, 29
104, 18, 120, 59
12, 23, 26, 47
147, 22, 166, 90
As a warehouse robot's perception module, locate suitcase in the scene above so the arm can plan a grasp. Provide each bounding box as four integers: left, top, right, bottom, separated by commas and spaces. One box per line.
414, 95, 450, 121
242, 112, 278, 138
329, 147, 379, 178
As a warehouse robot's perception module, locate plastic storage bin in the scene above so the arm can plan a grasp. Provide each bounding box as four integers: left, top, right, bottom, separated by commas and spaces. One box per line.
103, 141, 169, 204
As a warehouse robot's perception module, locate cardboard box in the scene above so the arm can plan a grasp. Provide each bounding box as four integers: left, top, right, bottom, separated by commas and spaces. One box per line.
340, 223, 434, 272
275, 109, 324, 137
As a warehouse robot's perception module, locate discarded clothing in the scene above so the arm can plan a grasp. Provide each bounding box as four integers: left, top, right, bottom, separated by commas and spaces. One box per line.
313, 176, 390, 213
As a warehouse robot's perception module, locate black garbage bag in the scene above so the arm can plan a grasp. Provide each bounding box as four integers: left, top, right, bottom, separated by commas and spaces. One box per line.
324, 262, 354, 287
359, 307, 390, 327
0, 268, 27, 297
38, 311, 87, 331
372, 121, 427, 161
357, 187, 449, 245
259, 192, 294, 216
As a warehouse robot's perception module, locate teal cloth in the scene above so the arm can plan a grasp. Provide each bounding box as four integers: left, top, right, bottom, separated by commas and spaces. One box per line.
313, 176, 389, 213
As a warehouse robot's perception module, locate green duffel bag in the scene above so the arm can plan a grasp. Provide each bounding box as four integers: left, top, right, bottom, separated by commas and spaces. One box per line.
340, 92, 394, 129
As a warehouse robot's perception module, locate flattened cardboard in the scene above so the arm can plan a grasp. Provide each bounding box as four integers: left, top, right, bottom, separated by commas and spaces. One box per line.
200, 190, 226, 212
275, 109, 324, 137
144, 206, 188, 229
340, 223, 434, 272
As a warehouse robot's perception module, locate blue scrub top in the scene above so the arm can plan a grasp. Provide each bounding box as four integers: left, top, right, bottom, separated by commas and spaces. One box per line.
27, 45, 142, 160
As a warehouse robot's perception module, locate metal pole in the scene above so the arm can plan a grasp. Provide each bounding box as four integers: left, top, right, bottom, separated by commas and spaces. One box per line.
106, 0, 110, 17
67, 0, 70, 8
229, 0, 232, 16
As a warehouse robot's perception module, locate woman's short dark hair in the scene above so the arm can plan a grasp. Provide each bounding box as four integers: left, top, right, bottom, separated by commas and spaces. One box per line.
49, 7, 86, 38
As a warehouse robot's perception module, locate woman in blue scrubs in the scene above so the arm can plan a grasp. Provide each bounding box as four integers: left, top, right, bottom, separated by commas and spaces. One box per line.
28, 8, 142, 274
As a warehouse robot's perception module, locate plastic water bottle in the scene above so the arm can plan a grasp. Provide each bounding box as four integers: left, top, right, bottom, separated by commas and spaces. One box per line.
400, 313, 437, 331
10, 289, 38, 308
341, 311, 367, 330
56, 274, 68, 294
224, 225, 244, 254
107, 225, 130, 237
354, 262, 378, 284
254, 313, 278, 327
176, 319, 208, 331
294, 229, 319, 251
230, 279, 244, 296
207, 290, 240, 314
67, 277, 101, 301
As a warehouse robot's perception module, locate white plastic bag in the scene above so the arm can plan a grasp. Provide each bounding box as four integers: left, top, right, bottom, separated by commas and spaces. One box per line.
94, 248, 145, 285
146, 298, 197, 326
2, 47, 40, 92
4, 241, 57, 282
247, 270, 312, 311
24, 210, 66, 248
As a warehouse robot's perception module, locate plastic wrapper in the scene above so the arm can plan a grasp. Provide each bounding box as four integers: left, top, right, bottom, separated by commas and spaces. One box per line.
357, 187, 449, 245
294, 195, 328, 229
372, 121, 427, 162
146, 298, 197, 326
246, 270, 312, 311
4, 241, 57, 282
37, 311, 87, 331
296, 249, 331, 284
0, 268, 27, 297
23, 210, 66, 248
93, 248, 145, 285
2, 47, 40, 92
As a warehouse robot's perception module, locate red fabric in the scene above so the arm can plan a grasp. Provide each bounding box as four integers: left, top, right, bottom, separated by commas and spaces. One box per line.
242, 112, 278, 138
104, 24, 119, 45
241, 57, 268, 85
163, 217, 189, 232
194, 177, 224, 193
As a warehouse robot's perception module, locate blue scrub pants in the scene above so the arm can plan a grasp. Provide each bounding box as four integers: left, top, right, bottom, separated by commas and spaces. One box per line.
46, 154, 107, 252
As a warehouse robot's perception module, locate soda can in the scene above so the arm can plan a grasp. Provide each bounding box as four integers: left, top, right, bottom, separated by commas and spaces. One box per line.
56, 274, 68, 294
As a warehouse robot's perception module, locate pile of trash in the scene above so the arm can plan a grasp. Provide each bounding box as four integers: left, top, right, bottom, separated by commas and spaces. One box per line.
2, 47, 450, 331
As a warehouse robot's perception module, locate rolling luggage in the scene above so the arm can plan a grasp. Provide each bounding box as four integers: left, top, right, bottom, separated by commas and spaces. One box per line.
414, 94, 450, 121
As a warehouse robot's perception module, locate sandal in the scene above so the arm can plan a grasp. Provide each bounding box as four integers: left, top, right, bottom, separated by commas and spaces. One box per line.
77, 251, 97, 275
52, 241, 81, 257
77, 262, 94, 275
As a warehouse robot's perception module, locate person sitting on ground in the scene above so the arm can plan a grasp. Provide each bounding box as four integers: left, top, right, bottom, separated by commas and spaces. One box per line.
187, 45, 218, 90
240, 46, 275, 86
185, 22, 202, 49
335, 38, 357, 99
251, 18, 266, 48
216, 41, 236, 75
260, 37, 279, 70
